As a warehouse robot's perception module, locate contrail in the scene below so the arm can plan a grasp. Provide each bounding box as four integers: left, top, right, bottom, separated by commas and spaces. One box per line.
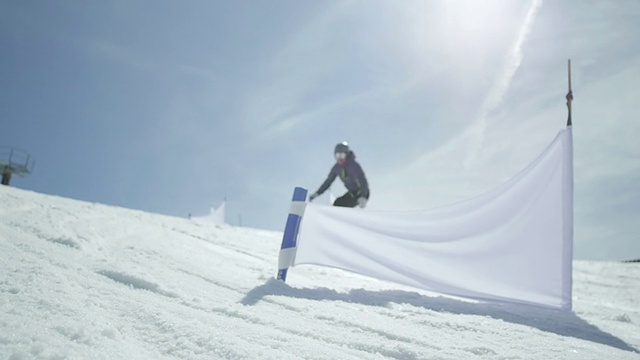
465, 0, 544, 168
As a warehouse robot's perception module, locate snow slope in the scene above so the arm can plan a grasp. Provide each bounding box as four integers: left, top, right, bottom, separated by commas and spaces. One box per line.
1, 186, 638, 359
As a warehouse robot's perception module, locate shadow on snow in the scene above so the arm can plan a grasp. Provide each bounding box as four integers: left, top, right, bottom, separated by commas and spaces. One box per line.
241, 278, 638, 354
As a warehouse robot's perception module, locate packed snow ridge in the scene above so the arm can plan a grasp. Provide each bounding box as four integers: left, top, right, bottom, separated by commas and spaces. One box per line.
0, 186, 638, 359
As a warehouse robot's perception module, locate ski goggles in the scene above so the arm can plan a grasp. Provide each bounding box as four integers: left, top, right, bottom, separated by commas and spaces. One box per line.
335, 152, 347, 160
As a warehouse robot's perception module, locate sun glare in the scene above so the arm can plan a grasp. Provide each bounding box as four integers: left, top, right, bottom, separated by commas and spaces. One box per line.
398, 1, 526, 75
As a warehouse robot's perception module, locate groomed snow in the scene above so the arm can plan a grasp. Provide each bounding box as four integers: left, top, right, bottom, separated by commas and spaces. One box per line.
1, 186, 638, 359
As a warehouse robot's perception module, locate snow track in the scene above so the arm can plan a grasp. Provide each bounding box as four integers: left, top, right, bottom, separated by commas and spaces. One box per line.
1, 186, 638, 359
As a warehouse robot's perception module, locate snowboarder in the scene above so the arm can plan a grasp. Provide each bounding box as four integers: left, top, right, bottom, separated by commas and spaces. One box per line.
309, 142, 370, 208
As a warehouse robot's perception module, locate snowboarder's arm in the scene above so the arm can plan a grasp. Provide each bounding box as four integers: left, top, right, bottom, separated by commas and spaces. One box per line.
315, 171, 337, 196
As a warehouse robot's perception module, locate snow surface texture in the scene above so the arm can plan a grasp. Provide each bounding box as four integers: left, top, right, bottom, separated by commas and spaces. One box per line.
0, 186, 638, 359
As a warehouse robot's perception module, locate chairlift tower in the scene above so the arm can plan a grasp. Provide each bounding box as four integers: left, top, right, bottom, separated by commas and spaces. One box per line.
0, 147, 35, 186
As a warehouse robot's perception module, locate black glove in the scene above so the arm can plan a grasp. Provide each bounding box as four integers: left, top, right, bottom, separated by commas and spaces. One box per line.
309, 192, 319, 202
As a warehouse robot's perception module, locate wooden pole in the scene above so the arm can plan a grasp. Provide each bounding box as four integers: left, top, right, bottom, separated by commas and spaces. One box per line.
567, 59, 573, 126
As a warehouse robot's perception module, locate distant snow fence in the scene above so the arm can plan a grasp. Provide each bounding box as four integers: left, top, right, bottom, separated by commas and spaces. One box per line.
191, 201, 226, 226
277, 125, 574, 311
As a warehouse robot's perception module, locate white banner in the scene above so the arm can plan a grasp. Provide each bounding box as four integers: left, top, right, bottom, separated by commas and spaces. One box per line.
192, 202, 226, 226
293, 128, 573, 310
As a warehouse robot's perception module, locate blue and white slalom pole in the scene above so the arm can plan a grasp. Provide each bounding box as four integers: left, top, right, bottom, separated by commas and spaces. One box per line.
276, 187, 308, 281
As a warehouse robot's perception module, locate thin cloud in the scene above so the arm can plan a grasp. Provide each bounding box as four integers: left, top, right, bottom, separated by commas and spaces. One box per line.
370, 0, 546, 211
239, 4, 348, 136
90, 40, 157, 71
464, 0, 544, 169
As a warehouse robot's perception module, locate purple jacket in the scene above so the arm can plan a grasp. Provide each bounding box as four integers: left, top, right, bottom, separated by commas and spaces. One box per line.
315, 151, 369, 198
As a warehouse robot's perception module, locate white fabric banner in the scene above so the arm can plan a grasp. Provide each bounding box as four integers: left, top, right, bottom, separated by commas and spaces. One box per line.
293, 128, 573, 310
192, 202, 226, 226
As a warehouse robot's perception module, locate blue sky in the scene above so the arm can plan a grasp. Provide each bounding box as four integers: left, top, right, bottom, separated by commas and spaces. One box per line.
1, 1, 638, 260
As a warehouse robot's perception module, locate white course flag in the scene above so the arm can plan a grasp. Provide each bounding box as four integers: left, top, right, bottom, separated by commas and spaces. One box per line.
293, 127, 573, 310
192, 202, 226, 226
